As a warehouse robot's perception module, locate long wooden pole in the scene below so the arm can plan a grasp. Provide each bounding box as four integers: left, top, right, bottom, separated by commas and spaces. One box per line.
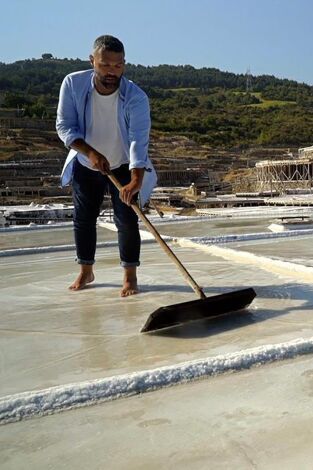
107, 173, 206, 300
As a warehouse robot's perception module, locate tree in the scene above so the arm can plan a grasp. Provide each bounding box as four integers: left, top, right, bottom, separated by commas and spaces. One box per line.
3, 92, 32, 108
41, 53, 53, 60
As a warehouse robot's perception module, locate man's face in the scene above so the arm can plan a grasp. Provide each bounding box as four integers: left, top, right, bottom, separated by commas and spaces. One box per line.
90, 48, 125, 92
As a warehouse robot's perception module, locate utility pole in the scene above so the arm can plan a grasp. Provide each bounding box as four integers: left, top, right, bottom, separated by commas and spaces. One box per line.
246, 67, 252, 93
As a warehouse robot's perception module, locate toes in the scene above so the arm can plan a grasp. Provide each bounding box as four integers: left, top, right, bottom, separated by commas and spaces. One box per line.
120, 288, 138, 297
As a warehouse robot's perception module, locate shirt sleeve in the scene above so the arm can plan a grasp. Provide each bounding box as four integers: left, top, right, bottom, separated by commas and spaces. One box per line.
56, 76, 85, 148
127, 93, 151, 170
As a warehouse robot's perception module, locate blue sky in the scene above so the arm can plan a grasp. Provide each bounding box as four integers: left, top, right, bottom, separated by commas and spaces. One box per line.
2, 0, 313, 85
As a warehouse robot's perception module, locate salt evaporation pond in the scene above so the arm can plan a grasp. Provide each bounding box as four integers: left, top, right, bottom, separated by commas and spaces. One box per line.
2, 355, 312, 469
158, 216, 273, 238
0, 225, 117, 250
230, 235, 313, 267
2, 212, 313, 468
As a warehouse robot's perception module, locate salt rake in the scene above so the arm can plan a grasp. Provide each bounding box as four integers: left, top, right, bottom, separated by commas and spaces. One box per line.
108, 173, 256, 333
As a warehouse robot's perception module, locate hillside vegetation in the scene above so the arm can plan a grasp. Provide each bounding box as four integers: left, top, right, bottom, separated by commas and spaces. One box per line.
1, 57, 313, 148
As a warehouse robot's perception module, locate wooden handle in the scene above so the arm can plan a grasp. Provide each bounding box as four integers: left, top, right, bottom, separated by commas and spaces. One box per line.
107, 172, 206, 300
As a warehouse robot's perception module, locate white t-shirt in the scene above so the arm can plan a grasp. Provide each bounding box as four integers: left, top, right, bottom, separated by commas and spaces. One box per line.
77, 88, 129, 171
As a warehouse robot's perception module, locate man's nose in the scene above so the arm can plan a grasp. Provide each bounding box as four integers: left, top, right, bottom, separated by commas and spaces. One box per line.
107, 65, 117, 74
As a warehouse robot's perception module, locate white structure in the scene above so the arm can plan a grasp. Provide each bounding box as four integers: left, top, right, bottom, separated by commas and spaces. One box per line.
256, 145, 313, 194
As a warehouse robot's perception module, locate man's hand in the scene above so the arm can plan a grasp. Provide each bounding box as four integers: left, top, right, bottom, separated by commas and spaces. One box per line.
120, 168, 145, 205
70, 139, 110, 174
120, 180, 141, 206
87, 149, 110, 174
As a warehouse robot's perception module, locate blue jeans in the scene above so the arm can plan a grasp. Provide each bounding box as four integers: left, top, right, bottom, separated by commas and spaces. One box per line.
72, 159, 140, 267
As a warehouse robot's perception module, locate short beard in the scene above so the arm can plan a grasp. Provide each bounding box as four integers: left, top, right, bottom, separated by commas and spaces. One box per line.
98, 74, 121, 90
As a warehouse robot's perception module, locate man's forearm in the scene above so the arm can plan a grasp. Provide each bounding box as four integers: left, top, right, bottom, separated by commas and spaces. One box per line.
131, 168, 145, 186
70, 138, 94, 158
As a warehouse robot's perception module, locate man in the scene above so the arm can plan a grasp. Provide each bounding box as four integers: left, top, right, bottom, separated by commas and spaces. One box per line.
56, 35, 157, 296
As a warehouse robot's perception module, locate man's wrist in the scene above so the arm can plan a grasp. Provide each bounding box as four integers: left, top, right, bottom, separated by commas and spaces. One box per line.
131, 168, 145, 183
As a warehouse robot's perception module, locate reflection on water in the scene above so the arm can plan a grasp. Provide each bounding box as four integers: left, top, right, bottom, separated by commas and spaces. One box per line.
1, 217, 272, 250
0, 227, 117, 250
3, 216, 313, 273
158, 218, 272, 238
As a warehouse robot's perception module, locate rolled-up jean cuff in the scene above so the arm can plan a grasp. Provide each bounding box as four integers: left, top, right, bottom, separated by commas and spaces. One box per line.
120, 261, 140, 268
76, 258, 95, 265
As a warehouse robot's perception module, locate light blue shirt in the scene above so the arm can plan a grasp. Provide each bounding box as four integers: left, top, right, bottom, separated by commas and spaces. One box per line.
56, 70, 157, 205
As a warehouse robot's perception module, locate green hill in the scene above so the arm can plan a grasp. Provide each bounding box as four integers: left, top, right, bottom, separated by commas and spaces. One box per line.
1, 57, 313, 148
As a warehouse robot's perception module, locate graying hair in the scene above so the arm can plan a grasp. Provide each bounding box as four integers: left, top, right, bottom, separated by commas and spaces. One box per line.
93, 35, 125, 54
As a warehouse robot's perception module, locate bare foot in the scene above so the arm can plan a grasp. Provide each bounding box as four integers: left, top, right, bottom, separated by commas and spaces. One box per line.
120, 279, 139, 297
69, 271, 95, 291
120, 267, 139, 297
